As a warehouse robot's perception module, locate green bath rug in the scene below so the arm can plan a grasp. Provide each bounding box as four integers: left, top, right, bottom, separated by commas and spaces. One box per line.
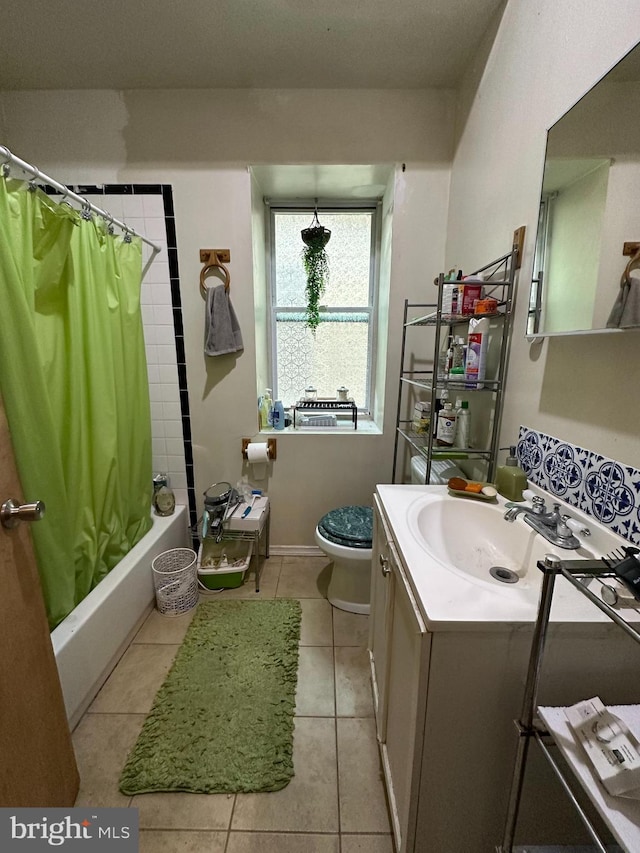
119, 599, 301, 795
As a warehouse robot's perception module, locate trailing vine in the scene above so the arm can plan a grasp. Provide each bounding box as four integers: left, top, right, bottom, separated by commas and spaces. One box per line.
302, 233, 329, 333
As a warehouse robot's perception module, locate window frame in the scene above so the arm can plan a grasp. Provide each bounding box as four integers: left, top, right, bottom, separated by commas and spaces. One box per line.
266, 199, 381, 414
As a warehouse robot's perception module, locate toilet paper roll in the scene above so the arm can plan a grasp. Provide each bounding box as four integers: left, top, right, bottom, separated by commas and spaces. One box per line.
247, 442, 270, 480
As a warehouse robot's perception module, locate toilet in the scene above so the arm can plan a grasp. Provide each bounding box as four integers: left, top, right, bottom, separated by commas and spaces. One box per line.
410, 456, 465, 485
315, 505, 373, 615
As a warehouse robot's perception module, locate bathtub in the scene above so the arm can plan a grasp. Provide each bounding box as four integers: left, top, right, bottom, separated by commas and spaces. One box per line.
51, 506, 190, 729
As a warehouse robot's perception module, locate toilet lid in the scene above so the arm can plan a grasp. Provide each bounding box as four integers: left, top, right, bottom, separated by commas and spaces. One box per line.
318, 506, 373, 549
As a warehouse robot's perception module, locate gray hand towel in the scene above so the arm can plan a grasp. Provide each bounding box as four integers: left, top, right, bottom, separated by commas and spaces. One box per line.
204, 284, 244, 356
606, 274, 640, 329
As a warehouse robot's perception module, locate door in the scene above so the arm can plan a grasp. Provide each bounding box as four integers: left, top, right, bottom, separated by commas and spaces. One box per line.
0, 391, 79, 806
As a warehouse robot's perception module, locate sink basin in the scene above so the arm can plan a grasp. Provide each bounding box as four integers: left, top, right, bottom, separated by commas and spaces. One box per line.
407, 494, 552, 592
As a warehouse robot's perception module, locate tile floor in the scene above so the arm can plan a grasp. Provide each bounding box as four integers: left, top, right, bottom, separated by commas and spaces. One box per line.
72, 555, 393, 853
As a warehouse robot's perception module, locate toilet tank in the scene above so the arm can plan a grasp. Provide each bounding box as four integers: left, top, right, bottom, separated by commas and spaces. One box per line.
410, 456, 464, 485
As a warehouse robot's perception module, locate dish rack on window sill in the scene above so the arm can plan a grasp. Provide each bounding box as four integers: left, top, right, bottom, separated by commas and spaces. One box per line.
293, 399, 358, 429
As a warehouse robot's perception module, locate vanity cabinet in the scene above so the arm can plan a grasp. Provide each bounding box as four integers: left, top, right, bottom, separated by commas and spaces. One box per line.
370, 496, 430, 853
391, 233, 523, 485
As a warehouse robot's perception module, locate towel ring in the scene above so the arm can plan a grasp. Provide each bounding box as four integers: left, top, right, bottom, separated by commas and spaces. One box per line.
200, 250, 231, 299
622, 247, 640, 287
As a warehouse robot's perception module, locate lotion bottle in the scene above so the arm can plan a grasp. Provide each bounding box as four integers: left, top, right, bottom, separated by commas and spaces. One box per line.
495, 446, 527, 501
271, 400, 285, 430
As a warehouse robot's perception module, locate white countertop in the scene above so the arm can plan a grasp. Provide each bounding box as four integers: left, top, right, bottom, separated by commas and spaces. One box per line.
375, 483, 640, 632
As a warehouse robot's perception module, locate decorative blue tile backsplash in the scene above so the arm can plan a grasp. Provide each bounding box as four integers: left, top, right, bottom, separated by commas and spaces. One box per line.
517, 426, 640, 546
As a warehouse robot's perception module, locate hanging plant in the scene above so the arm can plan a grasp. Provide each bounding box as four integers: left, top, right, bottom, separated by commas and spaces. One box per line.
301, 209, 331, 333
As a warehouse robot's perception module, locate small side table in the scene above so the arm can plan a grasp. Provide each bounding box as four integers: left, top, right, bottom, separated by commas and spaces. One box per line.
221, 496, 270, 592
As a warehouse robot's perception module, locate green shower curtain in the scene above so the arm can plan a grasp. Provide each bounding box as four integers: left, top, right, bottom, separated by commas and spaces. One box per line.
0, 177, 152, 629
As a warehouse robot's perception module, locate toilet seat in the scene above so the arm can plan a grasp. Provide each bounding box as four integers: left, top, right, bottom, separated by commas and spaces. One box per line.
316, 505, 373, 615
318, 505, 373, 549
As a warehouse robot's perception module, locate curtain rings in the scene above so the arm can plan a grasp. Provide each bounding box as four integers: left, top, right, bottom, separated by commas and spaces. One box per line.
28, 165, 41, 192
103, 210, 115, 235
0, 150, 10, 178
81, 200, 92, 220
122, 225, 132, 244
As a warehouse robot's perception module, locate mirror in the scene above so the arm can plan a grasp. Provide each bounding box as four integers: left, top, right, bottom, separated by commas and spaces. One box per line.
528, 40, 640, 336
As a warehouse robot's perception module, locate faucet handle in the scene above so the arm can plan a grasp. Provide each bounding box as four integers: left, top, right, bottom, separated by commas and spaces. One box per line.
531, 495, 546, 514
562, 514, 591, 537
555, 516, 574, 540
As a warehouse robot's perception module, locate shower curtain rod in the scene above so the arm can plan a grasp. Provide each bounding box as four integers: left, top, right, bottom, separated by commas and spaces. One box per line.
0, 145, 162, 257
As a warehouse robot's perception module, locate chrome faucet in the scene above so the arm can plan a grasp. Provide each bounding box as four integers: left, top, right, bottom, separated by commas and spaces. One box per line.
503, 496, 581, 550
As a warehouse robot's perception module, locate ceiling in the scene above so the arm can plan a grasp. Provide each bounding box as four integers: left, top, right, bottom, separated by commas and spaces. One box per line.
0, 0, 504, 91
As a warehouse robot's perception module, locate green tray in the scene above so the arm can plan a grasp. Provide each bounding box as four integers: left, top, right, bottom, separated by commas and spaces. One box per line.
447, 483, 498, 503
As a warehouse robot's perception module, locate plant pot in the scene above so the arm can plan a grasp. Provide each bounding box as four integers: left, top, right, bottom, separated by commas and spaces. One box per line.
301, 225, 331, 248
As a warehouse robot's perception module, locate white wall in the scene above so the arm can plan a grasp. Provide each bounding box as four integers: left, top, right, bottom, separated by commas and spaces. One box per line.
447, 0, 640, 468
0, 88, 454, 544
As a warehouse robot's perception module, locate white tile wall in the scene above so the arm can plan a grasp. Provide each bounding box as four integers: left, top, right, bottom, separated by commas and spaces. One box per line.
86, 192, 188, 509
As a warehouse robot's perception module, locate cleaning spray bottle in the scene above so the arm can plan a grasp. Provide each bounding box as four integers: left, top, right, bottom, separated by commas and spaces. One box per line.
495, 446, 527, 501
465, 316, 489, 389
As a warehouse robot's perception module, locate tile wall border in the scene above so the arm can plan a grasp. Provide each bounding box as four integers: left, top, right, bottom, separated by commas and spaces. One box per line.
517, 425, 640, 546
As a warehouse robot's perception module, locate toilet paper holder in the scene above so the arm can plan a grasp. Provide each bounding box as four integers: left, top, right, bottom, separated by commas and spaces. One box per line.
242, 438, 277, 461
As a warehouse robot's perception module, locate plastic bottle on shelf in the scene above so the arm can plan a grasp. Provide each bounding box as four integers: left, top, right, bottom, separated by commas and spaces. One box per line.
437, 349, 449, 381
449, 337, 465, 376
433, 387, 449, 437
436, 402, 457, 446
259, 389, 273, 430
271, 400, 286, 430
465, 316, 489, 389
445, 339, 454, 374
454, 400, 471, 448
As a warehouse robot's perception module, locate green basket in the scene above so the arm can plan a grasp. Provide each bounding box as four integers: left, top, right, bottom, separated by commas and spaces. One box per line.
197, 539, 253, 590
198, 569, 246, 590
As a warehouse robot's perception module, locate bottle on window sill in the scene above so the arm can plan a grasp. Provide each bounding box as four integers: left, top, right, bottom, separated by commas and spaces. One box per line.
270, 400, 286, 431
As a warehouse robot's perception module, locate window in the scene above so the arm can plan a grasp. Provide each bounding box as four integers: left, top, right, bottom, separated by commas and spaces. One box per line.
268, 204, 379, 412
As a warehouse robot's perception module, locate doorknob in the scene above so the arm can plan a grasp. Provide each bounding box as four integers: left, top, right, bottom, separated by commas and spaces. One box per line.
1, 498, 46, 529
